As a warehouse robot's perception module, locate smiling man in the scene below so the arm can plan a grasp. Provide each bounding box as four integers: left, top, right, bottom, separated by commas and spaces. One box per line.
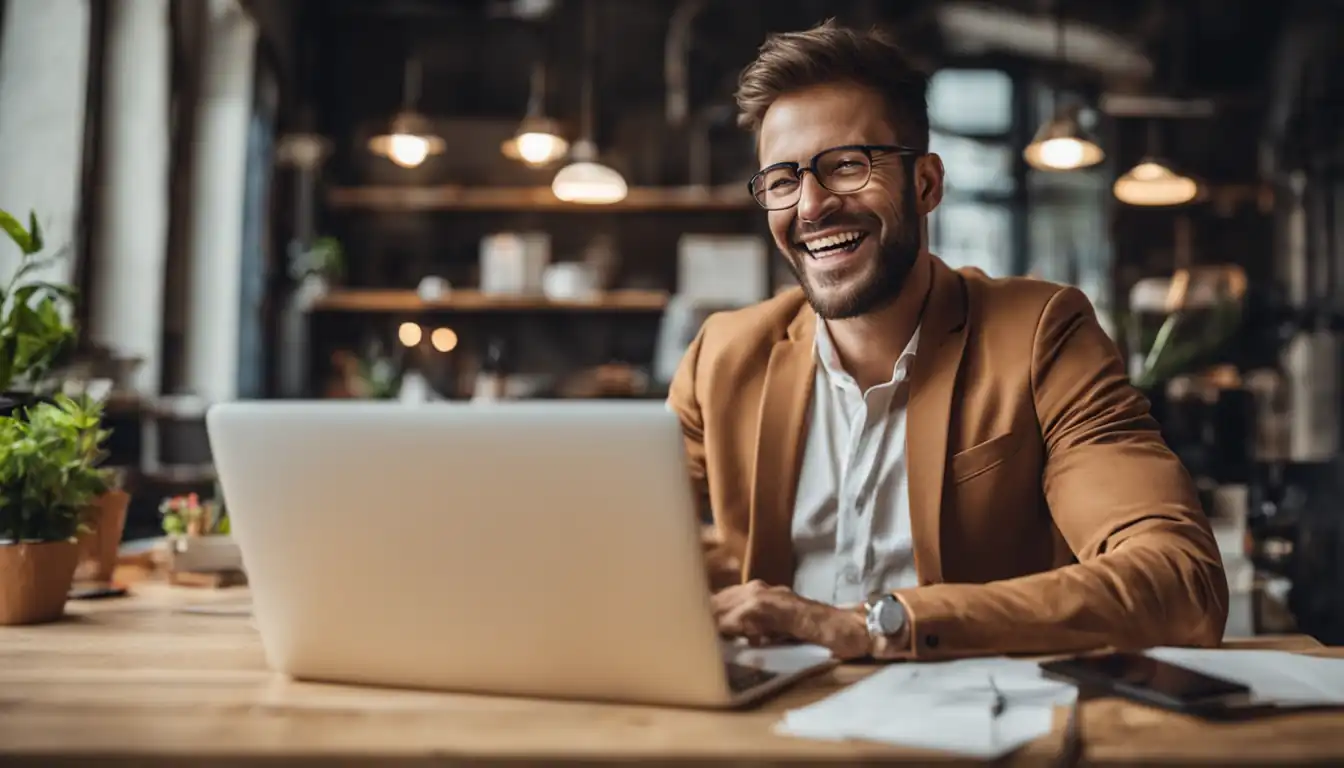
668, 21, 1228, 661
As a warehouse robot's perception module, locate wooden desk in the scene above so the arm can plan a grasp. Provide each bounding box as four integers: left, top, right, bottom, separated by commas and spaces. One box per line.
2, 583, 1343, 767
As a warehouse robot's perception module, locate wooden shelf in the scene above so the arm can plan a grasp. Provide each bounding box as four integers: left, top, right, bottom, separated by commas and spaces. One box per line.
311, 288, 670, 313
326, 184, 755, 212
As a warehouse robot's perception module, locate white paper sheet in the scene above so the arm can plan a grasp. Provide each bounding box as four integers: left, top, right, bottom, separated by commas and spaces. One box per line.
778, 648, 1344, 759
777, 657, 1077, 759
1145, 647, 1344, 706
721, 640, 836, 675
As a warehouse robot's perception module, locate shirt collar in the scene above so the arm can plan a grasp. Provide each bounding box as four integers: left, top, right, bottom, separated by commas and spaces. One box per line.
814, 315, 921, 389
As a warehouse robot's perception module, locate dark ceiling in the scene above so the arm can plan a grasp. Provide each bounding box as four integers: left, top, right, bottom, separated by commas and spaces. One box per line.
283, 0, 1342, 187
298, 0, 1294, 115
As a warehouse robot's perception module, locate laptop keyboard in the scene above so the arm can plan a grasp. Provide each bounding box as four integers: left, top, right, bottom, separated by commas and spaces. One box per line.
725, 662, 780, 693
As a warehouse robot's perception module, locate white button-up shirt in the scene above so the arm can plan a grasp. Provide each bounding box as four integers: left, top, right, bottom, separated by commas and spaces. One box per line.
791, 316, 921, 606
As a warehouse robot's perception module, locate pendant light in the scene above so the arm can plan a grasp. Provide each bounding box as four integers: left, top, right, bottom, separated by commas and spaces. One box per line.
502, 60, 569, 167
368, 56, 445, 169
1114, 123, 1198, 206
1023, 0, 1104, 172
1024, 104, 1105, 171
1113, 7, 1198, 207
551, 0, 627, 204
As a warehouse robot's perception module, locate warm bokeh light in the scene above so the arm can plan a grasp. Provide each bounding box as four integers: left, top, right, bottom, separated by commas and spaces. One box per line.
398, 322, 422, 347
516, 132, 566, 165
430, 327, 459, 352
387, 134, 431, 168
552, 161, 628, 203
1113, 161, 1199, 206
502, 130, 569, 167
367, 112, 446, 169
1024, 136, 1105, 171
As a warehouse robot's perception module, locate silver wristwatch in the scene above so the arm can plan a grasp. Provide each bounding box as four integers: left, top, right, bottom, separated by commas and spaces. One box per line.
864, 593, 907, 638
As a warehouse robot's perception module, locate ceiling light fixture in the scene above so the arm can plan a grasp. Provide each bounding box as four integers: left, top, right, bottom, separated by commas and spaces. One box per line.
1113, 120, 1199, 206
1113, 160, 1199, 206
1024, 105, 1105, 171
501, 62, 569, 167
1022, 0, 1105, 172
552, 139, 627, 203
550, 0, 626, 204
369, 57, 444, 169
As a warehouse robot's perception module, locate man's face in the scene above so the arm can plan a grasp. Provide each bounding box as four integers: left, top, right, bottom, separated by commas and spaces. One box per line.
757, 82, 940, 319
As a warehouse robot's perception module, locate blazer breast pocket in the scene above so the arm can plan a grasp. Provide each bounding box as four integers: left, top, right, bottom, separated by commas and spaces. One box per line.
950, 431, 1021, 484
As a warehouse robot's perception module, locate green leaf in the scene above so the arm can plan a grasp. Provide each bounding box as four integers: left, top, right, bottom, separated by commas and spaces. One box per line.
13, 333, 44, 370
0, 209, 31, 254
27, 212, 42, 254
29, 281, 76, 301
10, 254, 58, 285
0, 394, 115, 541
0, 208, 75, 396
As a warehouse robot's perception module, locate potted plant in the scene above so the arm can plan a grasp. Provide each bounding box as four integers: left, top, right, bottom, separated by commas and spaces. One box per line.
158, 489, 242, 580
0, 208, 78, 415
159, 491, 229, 538
289, 235, 344, 303
0, 395, 114, 625
73, 469, 131, 585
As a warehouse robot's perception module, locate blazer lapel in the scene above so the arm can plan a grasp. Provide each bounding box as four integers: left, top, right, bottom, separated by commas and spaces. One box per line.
745, 308, 815, 586
906, 256, 970, 586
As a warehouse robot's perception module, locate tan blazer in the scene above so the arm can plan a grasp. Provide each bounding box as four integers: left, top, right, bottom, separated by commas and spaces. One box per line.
668, 254, 1229, 660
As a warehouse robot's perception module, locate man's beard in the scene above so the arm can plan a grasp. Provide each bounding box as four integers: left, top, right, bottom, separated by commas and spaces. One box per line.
784, 194, 921, 320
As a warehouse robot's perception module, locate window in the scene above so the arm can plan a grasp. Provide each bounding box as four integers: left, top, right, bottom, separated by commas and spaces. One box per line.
932, 132, 1016, 196
928, 70, 1014, 135
926, 69, 1018, 277
932, 201, 1013, 277
1025, 83, 1114, 324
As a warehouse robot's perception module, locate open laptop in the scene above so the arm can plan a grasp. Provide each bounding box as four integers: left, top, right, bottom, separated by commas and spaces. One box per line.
205, 400, 837, 708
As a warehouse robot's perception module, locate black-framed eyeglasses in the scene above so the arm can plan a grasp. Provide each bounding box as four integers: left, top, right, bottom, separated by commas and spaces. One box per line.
748, 144, 922, 211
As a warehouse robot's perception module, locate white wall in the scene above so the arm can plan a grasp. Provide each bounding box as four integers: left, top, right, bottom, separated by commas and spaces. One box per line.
0, 0, 90, 287
90, 0, 172, 397
182, 0, 257, 403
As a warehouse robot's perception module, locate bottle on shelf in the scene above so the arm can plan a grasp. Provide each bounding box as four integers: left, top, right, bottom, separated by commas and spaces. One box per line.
472, 336, 510, 402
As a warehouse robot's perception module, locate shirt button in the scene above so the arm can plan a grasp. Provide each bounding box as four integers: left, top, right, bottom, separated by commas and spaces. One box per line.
842, 565, 862, 583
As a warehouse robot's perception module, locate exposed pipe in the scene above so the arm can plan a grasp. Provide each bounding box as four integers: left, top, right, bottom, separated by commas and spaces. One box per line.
1333, 178, 1344, 309
1259, 0, 1335, 178
665, 0, 707, 126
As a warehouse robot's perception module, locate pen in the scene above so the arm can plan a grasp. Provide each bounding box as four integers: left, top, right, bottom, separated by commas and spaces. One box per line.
988, 674, 1007, 718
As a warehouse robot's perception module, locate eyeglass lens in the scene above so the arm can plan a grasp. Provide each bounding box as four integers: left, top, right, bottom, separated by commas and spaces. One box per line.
751, 147, 874, 210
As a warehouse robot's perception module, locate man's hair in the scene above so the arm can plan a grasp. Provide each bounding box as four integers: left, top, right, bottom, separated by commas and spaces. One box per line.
734, 20, 930, 151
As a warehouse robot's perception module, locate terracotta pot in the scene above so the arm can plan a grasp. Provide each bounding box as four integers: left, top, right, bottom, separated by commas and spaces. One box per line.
75, 489, 131, 583
0, 540, 79, 625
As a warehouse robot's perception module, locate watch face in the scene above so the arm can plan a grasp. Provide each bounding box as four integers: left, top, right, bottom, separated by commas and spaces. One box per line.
877, 596, 906, 635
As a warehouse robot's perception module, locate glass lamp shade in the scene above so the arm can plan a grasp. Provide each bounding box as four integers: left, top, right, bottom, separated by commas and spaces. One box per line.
1113, 160, 1199, 206
501, 116, 569, 167
551, 141, 627, 204
1023, 111, 1105, 171
368, 111, 445, 168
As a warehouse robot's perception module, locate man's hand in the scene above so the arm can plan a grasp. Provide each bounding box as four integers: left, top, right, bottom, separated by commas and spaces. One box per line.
710, 580, 872, 660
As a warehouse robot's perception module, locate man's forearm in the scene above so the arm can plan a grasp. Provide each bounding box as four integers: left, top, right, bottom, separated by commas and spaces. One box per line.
888, 524, 1228, 660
